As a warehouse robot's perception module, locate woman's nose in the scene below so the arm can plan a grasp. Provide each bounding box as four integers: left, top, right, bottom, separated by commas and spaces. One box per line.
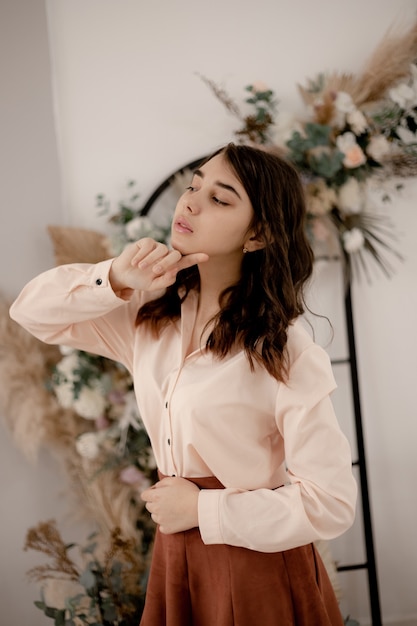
186, 193, 201, 214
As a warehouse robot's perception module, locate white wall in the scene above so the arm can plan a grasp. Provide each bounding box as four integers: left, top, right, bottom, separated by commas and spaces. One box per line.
0, 1, 83, 625
1, 0, 417, 624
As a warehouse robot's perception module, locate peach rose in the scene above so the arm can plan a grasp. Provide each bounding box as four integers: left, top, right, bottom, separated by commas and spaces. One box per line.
336, 132, 367, 168
343, 144, 367, 168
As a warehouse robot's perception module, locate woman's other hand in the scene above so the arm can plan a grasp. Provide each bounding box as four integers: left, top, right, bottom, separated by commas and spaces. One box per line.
141, 476, 200, 534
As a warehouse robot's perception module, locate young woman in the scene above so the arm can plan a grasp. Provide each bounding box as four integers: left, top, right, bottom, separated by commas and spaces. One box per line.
10, 143, 357, 625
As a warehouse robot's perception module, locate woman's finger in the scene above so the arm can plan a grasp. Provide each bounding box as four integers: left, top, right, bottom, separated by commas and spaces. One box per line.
130, 238, 160, 266
153, 251, 209, 276
176, 252, 209, 271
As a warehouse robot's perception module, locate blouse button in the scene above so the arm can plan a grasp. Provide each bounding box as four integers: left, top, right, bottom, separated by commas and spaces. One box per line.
167, 438, 171, 446
95, 278, 102, 285
165, 401, 168, 409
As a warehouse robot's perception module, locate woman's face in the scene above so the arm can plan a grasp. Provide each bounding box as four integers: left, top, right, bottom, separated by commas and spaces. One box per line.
171, 153, 255, 260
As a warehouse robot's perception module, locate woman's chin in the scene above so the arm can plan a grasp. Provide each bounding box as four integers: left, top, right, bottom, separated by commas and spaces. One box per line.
170, 235, 191, 256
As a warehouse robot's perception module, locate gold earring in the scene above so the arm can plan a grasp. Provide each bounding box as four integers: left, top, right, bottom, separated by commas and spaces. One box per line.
243, 247, 248, 254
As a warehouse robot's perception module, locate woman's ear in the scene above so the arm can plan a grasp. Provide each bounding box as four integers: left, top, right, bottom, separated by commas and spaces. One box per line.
243, 229, 268, 252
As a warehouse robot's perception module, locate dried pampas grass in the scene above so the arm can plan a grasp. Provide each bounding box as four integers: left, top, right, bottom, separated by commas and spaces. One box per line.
47, 225, 111, 265
351, 20, 417, 106
0, 295, 143, 540
299, 17, 417, 117
65, 457, 148, 541
0, 296, 62, 459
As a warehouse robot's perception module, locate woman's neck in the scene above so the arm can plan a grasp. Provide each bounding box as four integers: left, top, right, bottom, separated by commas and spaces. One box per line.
196, 255, 241, 316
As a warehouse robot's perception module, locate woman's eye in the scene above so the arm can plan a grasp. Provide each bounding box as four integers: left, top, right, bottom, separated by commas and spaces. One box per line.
186, 185, 195, 192
212, 196, 228, 206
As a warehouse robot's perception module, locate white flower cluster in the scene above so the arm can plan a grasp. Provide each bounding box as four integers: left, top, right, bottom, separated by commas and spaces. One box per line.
75, 431, 106, 460
110, 215, 168, 255
389, 64, 417, 146
53, 348, 107, 420
276, 84, 407, 256
51, 346, 147, 465
333, 92, 391, 166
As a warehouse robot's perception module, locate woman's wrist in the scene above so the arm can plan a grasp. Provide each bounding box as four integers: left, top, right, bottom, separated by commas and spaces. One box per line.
109, 260, 133, 299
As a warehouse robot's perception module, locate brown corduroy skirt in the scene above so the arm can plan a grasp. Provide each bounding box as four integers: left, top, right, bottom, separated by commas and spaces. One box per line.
140, 475, 344, 626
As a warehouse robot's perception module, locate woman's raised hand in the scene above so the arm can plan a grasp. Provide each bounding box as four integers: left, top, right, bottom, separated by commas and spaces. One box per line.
109, 238, 208, 296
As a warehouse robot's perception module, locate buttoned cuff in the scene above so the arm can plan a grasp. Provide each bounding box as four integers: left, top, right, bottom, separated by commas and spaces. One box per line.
87, 259, 131, 303
198, 488, 224, 545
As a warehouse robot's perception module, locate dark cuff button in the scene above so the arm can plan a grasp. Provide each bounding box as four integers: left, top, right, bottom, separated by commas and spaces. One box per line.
95, 278, 102, 285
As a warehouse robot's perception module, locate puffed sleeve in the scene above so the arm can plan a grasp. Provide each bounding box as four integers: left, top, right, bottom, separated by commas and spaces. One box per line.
9, 260, 140, 370
198, 343, 357, 552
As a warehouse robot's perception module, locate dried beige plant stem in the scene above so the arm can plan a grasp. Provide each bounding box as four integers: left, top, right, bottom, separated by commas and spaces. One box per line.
351, 20, 417, 105
24, 520, 80, 582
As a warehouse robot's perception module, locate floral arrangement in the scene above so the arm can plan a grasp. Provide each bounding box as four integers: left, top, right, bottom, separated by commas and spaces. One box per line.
49, 346, 155, 477
202, 22, 417, 280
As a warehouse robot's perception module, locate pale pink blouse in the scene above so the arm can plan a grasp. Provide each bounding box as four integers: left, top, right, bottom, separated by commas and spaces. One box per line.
10, 259, 357, 553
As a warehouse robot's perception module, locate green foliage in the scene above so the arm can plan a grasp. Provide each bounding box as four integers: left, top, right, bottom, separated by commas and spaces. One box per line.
97, 180, 141, 225
288, 122, 333, 154
309, 149, 345, 179
27, 523, 146, 626
344, 617, 361, 626
51, 350, 116, 400
235, 83, 278, 144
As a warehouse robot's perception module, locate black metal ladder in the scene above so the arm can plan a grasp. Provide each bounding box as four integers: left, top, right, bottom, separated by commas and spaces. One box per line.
332, 277, 382, 626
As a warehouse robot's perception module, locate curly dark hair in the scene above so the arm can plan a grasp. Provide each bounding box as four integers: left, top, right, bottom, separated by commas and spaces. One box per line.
136, 143, 314, 381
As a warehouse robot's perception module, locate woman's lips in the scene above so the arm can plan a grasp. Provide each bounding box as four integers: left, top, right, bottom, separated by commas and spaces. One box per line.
174, 217, 193, 233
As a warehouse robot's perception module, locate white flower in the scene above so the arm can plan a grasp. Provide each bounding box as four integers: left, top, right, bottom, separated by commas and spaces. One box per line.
59, 345, 76, 356
332, 92, 356, 128
271, 112, 304, 147
73, 384, 107, 420
125, 216, 156, 241
336, 131, 357, 153
342, 228, 365, 253
334, 91, 355, 114
396, 125, 417, 145
56, 353, 79, 378
76, 432, 102, 460
337, 178, 362, 214
54, 382, 75, 409
366, 135, 391, 162
389, 82, 415, 109
347, 109, 368, 135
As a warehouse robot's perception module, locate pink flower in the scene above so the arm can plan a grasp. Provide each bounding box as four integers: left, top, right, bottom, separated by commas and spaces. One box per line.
107, 390, 126, 404
336, 132, 366, 168
119, 465, 151, 493
120, 465, 142, 484
312, 218, 331, 242
95, 415, 111, 430
343, 144, 367, 168
120, 465, 151, 492
250, 81, 269, 93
